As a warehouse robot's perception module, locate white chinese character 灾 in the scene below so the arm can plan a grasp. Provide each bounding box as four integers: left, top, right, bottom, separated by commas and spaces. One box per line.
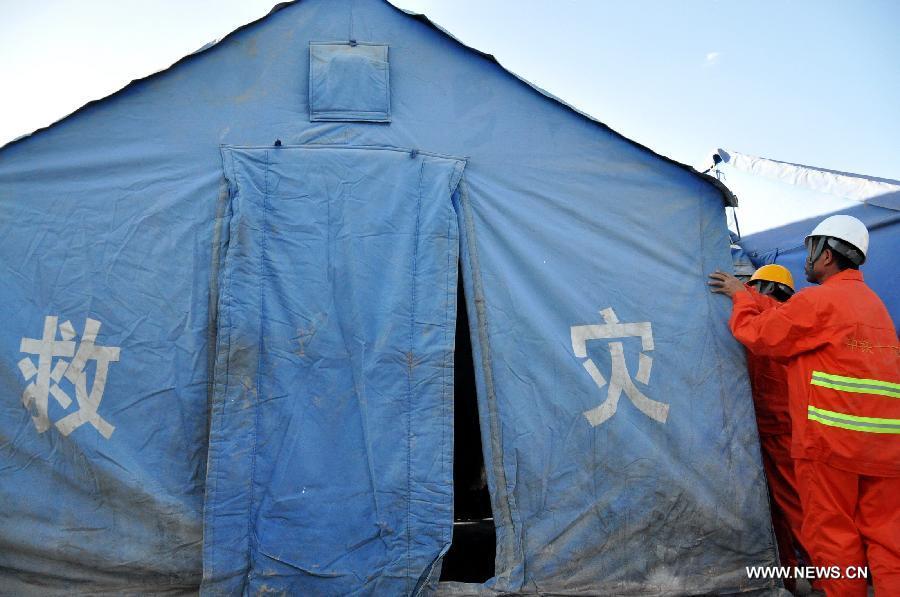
571, 307, 669, 427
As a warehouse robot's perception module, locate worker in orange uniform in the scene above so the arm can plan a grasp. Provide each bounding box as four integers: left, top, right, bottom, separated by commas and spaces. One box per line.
743, 265, 808, 589
709, 215, 900, 597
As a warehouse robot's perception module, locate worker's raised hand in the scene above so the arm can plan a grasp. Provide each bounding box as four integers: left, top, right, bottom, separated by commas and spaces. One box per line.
708, 270, 744, 298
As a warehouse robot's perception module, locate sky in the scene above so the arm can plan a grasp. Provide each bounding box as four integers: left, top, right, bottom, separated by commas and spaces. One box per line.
1, 0, 898, 234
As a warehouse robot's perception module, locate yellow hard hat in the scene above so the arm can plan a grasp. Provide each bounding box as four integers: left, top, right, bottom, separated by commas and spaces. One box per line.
750, 264, 795, 291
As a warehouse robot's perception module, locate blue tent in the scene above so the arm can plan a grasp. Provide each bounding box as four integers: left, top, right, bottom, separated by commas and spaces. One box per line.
739, 199, 900, 327
0, 1, 783, 594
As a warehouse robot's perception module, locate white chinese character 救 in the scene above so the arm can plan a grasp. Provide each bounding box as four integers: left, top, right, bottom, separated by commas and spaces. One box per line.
18, 316, 120, 439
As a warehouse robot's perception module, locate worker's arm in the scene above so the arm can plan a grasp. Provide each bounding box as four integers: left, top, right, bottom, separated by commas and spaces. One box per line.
728, 290, 829, 358
742, 284, 779, 310
708, 270, 829, 358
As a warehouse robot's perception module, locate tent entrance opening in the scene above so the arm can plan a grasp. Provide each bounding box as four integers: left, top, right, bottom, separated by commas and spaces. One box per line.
440, 268, 496, 583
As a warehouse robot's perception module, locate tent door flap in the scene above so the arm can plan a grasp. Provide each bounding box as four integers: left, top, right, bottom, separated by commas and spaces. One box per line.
202, 144, 465, 595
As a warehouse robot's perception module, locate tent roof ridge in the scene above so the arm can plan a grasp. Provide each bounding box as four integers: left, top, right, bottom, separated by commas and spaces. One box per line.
0, 1, 297, 153
0, 0, 737, 206
387, 1, 736, 206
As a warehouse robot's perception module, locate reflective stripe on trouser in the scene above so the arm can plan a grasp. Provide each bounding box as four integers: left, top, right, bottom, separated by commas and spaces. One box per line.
807, 406, 900, 434
810, 370, 900, 399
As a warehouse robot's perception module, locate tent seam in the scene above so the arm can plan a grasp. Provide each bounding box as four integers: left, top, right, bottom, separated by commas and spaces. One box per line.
457, 180, 521, 586
246, 150, 270, 588
205, 146, 240, 587
413, 167, 459, 597
206, 181, 229, 444
406, 157, 426, 591
441, 180, 453, 562
204, 147, 233, 585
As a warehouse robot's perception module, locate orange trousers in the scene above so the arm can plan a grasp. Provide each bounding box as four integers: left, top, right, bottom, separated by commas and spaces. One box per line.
795, 458, 900, 597
759, 433, 806, 569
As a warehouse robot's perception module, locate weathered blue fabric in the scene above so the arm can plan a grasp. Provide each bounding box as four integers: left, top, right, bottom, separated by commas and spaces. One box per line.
455, 178, 775, 595
0, 0, 780, 594
731, 231, 757, 278
203, 145, 464, 594
740, 202, 900, 328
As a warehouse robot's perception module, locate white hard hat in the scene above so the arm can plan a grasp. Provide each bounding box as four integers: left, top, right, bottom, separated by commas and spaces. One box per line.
805, 215, 869, 265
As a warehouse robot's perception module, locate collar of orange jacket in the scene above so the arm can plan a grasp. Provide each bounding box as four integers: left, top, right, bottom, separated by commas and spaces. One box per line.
822, 268, 864, 286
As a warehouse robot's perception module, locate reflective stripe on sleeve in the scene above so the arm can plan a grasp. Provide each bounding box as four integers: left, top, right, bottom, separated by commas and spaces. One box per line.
807, 405, 900, 434
811, 371, 900, 399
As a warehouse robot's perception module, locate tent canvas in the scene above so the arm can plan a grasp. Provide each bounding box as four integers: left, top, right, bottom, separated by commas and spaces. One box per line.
0, 0, 781, 594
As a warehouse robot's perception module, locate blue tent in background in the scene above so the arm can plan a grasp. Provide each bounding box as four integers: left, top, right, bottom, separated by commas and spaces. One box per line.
740, 198, 900, 327
0, 0, 783, 594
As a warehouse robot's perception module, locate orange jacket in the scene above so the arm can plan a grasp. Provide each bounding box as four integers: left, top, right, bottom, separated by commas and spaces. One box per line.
737, 288, 792, 436
729, 269, 900, 476
746, 350, 792, 436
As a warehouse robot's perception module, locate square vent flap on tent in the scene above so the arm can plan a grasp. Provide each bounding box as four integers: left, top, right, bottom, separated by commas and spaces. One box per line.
309, 42, 390, 122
